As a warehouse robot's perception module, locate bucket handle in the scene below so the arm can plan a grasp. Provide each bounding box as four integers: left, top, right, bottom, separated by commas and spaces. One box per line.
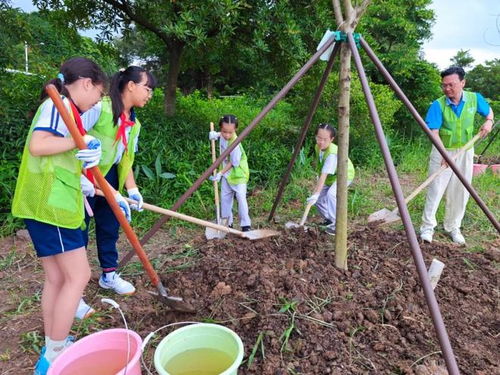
101, 298, 131, 375
140, 321, 199, 375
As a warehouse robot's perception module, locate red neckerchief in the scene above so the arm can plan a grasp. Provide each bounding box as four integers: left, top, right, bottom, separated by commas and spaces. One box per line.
115, 112, 135, 150
70, 100, 95, 184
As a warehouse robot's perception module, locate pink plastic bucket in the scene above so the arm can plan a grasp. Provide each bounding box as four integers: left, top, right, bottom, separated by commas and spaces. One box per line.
47, 328, 142, 375
490, 164, 500, 176
472, 163, 488, 176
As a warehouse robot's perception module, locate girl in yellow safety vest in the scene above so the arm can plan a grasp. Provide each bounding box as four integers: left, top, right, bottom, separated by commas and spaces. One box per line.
76, 67, 156, 316
11, 57, 107, 375
306, 123, 355, 235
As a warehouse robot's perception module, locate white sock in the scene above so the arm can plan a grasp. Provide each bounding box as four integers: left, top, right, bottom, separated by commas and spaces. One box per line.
45, 338, 67, 362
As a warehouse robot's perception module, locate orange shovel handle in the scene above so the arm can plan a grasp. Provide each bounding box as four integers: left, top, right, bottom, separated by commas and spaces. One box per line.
45, 85, 160, 287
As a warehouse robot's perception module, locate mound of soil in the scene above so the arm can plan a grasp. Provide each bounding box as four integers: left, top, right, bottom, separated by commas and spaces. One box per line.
1, 226, 498, 374
123, 227, 498, 375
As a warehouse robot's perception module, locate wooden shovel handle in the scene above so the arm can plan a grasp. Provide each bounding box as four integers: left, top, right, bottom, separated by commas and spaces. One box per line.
299, 202, 314, 226
400, 132, 482, 208
210, 122, 221, 223
95, 190, 245, 237
45, 85, 161, 287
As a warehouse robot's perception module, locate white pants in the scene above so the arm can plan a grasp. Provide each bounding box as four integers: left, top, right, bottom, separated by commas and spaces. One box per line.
315, 180, 352, 228
221, 178, 251, 227
420, 145, 473, 233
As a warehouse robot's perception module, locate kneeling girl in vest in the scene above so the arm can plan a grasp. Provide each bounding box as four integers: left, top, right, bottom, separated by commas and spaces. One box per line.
209, 114, 252, 231
306, 123, 355, 235
80, 66, 156, 303
11, 57, 107, 374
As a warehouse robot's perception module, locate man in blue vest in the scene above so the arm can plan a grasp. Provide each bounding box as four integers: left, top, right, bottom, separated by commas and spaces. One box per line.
420, 66, 493, 245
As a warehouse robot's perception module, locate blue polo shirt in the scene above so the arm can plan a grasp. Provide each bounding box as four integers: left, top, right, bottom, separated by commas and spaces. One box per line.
425, 92, 490, 130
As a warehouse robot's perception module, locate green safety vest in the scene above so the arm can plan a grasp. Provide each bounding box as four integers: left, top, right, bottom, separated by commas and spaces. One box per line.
223, 134, 249, 185
87, 97, 141, 191
315, 143, 355, 186
437, 91, 477, 149
12, 98, 85, 229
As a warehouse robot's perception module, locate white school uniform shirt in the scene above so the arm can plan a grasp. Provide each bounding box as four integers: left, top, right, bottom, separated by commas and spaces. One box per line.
219, 136, 242, 176
319, 150, 337, 176
34, 97, 97, 136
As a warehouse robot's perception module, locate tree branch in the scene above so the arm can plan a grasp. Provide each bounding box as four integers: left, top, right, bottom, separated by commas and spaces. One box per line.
332, 0, 344, 29
342, 0, 353, 23
101, 0, 172, 47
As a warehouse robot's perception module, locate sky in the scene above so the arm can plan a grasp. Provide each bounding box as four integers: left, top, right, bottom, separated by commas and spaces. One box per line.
13, 0, 500, 69
421, 0, 499, 69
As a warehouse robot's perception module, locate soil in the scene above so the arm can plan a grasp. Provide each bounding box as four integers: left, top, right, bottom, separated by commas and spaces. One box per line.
0, 225, 499, 375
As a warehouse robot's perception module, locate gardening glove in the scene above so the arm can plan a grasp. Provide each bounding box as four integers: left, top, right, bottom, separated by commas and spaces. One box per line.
127, 188, 144, 212
75, 135, 102, 169
80, 175, 95, 197
306, 193, 320, 205
208, 131, 220, 141
114, 192, 131, 222
209, 172, 222, 182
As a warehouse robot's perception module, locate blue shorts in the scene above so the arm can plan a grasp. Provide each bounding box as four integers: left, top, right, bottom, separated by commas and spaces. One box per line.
24, 219, 86, 257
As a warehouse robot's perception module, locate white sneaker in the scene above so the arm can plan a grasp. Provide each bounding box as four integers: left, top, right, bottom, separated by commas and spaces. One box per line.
75, 298, 95, 320
420, 230, 433, 243
448, 229, 465, 245
99, 272, 136, 295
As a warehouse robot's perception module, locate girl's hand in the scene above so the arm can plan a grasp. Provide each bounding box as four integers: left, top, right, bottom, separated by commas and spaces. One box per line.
209, 131, 220, 141
306, 193, 319, 205
127, 188, 144, 212
210, 172, 222, 182
114, 192, 131, 221
76, 135, 102, 168
80, 175, 95, 197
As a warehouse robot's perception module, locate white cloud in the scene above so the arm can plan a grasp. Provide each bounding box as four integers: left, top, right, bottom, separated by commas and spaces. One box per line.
422, 0, 500, 69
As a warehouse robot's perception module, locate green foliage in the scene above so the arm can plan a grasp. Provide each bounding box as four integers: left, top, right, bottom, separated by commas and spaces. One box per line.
466, 59, 500, 101
450, 49, 475, 70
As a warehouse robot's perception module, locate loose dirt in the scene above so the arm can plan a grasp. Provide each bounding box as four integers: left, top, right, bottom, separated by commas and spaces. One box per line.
0, 226, 498, 374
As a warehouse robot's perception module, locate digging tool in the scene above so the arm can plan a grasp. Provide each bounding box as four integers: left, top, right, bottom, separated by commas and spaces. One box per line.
368, 132, 482, 225
476, 121, 499, 164
205, 121, 226, 240
285, 202, 314, 229
46, 84, 195, 313
115, 195, 280, 240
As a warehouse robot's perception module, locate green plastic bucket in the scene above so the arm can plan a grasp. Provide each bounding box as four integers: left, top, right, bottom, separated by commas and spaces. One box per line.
154, 323, 244, 375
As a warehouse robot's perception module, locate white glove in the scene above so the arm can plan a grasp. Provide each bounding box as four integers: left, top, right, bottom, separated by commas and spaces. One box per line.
114, 192, 131, 222
127, 188, 143, 212
209, 131, 220, 141
209, 172, 222, 182
80, 175, 95, 197
76, 135, 102, 169
306, 193, 320, 205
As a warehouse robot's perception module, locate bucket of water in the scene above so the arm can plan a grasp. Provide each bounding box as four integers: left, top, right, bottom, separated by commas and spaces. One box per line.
473, 163, 488, 176
154, 323, 244, 375
47, 328, 142, 375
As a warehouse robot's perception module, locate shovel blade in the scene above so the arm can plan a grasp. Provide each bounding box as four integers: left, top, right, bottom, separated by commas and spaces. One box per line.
205, 226, 227, 240
241, 229, 280, 240
149, 289, 196, 313
285, 221, 300, 229
368, 208, 400, 225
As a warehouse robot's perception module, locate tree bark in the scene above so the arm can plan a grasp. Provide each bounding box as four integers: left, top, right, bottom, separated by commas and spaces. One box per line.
164, 41, 185, 116
335, 40, 351, 270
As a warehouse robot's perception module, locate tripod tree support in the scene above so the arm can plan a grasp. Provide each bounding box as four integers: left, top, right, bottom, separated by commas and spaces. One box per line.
347, 32, 460, 375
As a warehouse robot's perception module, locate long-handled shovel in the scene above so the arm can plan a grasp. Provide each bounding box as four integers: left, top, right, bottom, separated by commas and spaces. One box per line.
368, 132, 482, 225
116, 196, 280, 241
46, 84, 195, 313
285, 202, 314, 229
205, 122, 226, 240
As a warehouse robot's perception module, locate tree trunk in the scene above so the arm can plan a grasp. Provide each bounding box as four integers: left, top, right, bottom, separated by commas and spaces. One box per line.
164, 41, 184, 117
335, 41, 351, 270
207, 72, 213, 99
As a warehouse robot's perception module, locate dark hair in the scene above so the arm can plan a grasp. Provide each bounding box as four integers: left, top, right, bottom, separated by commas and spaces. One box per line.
441, 66, 465, 80
316, 123, 336, 138
110, 66, 157, 125
219, 114, 238, 129
40, 57, 107, 101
